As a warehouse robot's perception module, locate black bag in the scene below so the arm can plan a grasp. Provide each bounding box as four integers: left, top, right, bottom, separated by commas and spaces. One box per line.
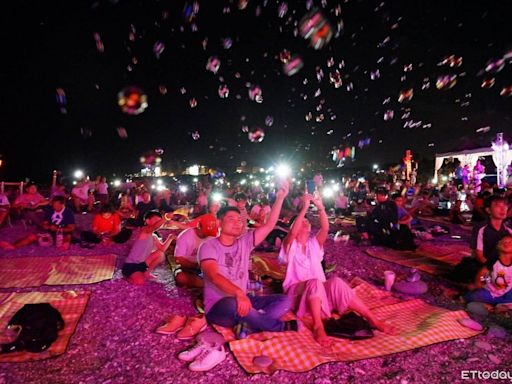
448, 257, 482, 284
1, 303, 64, 354
324, 312, 374, 340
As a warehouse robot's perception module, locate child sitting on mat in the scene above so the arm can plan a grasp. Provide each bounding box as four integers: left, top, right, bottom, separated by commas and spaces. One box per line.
279, 193, 394, 346
122, 210, 175, 285
464, 235, 512, 305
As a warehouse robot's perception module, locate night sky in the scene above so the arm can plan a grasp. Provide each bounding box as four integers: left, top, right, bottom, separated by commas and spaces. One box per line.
1, 0, 511, 181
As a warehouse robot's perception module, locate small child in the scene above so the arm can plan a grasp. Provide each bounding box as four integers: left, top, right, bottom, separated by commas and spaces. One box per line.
464, 235, 512, 305
122, 210, 175, 285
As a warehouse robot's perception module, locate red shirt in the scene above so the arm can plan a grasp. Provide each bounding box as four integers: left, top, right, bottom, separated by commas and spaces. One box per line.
93, 213, 121, 234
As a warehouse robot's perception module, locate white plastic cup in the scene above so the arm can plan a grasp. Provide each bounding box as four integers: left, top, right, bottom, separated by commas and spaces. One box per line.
384, 271, 396, 291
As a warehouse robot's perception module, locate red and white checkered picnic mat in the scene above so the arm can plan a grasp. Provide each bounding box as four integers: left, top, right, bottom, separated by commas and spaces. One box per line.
0, 290, 90, 362
0, 254, 116, 288
216, 278, 482, 373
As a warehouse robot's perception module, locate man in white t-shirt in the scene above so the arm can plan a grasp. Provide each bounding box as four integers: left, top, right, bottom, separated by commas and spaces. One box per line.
71, 180, 94, 212
174, 216, 216, 288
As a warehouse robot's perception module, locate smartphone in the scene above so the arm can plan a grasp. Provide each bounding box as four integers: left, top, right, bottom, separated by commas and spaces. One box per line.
306, 179, 316, 194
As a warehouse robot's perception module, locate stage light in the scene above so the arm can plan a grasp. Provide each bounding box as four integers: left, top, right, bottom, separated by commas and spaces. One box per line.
322, 187, 334, 198
333, 184, 340, 191
212, 192, 223, 202
275, 164, 291, 178
113, 179, 121, 187
156, 178, 163, 185
73, 170, 84, 179
373, 164, 379, 170
179, 185, 188, 193
240, 179, 246, 185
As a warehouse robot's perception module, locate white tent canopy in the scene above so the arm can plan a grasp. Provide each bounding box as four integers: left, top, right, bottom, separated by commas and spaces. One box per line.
433, 146, 494, 183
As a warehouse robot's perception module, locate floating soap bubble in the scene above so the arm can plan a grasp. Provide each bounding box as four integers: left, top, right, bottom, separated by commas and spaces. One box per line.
346, 82, 353, 91
436, 74, 457, 90
485, 58, 505, 73
93, 32, 104, 52
248, 85, 262, 102
153, 41, 165, 58
438, 55, 462, 67
403, 64, 413, 72
481, 78, 495, 88
398, 88, 414, 103
370, 70, 380, 80
476, 126, 491, 133
384, 110, 394, 121
189, 98, 197, 108
265, 116, 274, 127
305, 112, 312, 121
218, 84, 229, 98
248, 127, 265, 142
55, 88, 67, 114
315, 114, 324, 122
327, 57, 335, 67
316, 67, 324, 81
159, 85, 167, 94
329, 70, 342, 88
117, 127, 128, 138
500, 85, 512, 97
118, 86, 148, 115
206, 56, 221, 74
241, 125, 249, 133
299, 10, 332, 50
180, 87, 187, 94
191, 131, 200, 140
222, 37, 232, 49
140, 150, 162, 167
278, 2, 288, 18
279, 49, 292, 63
155, 148, 164, 155
283, 55, 303, 76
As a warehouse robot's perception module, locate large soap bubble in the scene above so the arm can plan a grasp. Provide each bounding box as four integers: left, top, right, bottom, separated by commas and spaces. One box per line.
118, 86, 148, 115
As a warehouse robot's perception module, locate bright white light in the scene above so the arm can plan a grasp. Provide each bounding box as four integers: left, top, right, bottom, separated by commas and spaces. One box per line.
270, 182, 275, 188
74, 170, 84, 179
156, 185, 166, 191
113, 179, 121, 187
179, 185, 188, 193
373, 164, 379, 170
259, 168, 265, 173
330, 179, 335, 184
193, 177, 198, 182
253, 180, 260, 186
275, 164, 291, 178
188, 165, 199, 176
322, 187, 334, 198
333, 184, 340, 191
212, 192, 223, 202
267, 166, 275, 173
156, 179, 163, 185
441, 175, 448, 182
240, 179, 246, 185
72, 181, 77, 185
265, 175, 271, 181
151, 184, 156, 189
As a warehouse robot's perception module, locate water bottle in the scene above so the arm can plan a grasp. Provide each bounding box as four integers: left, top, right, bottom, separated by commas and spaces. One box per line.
56, 227, 64, 248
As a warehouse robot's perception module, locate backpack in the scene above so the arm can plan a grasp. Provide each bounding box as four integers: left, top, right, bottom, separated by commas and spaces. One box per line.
1, 303, 64, 354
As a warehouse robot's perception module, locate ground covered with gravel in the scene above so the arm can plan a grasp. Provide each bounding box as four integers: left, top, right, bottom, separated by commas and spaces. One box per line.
0, 214, 511, 384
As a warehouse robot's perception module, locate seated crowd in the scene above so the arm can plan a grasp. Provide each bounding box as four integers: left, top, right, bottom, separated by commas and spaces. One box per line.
0, 173, 511, 353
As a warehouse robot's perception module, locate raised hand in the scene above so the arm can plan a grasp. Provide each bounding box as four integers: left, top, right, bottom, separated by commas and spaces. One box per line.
276, 179, 290, 199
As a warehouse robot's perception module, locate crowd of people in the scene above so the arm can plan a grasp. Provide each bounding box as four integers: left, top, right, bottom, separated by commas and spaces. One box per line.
0, 170, 511, 370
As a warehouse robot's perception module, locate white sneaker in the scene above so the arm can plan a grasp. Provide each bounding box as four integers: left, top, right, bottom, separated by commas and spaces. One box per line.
188, 345, 226, 372
178, 341, 212, 362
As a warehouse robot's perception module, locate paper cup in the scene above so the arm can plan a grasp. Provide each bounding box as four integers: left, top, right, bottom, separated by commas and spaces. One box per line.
384, 271, 396, 291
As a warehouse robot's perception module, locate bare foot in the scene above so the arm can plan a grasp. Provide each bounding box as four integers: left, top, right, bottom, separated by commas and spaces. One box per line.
0, 241, 16, 251
313, 326, 332, 347
372, 320, 397, 334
